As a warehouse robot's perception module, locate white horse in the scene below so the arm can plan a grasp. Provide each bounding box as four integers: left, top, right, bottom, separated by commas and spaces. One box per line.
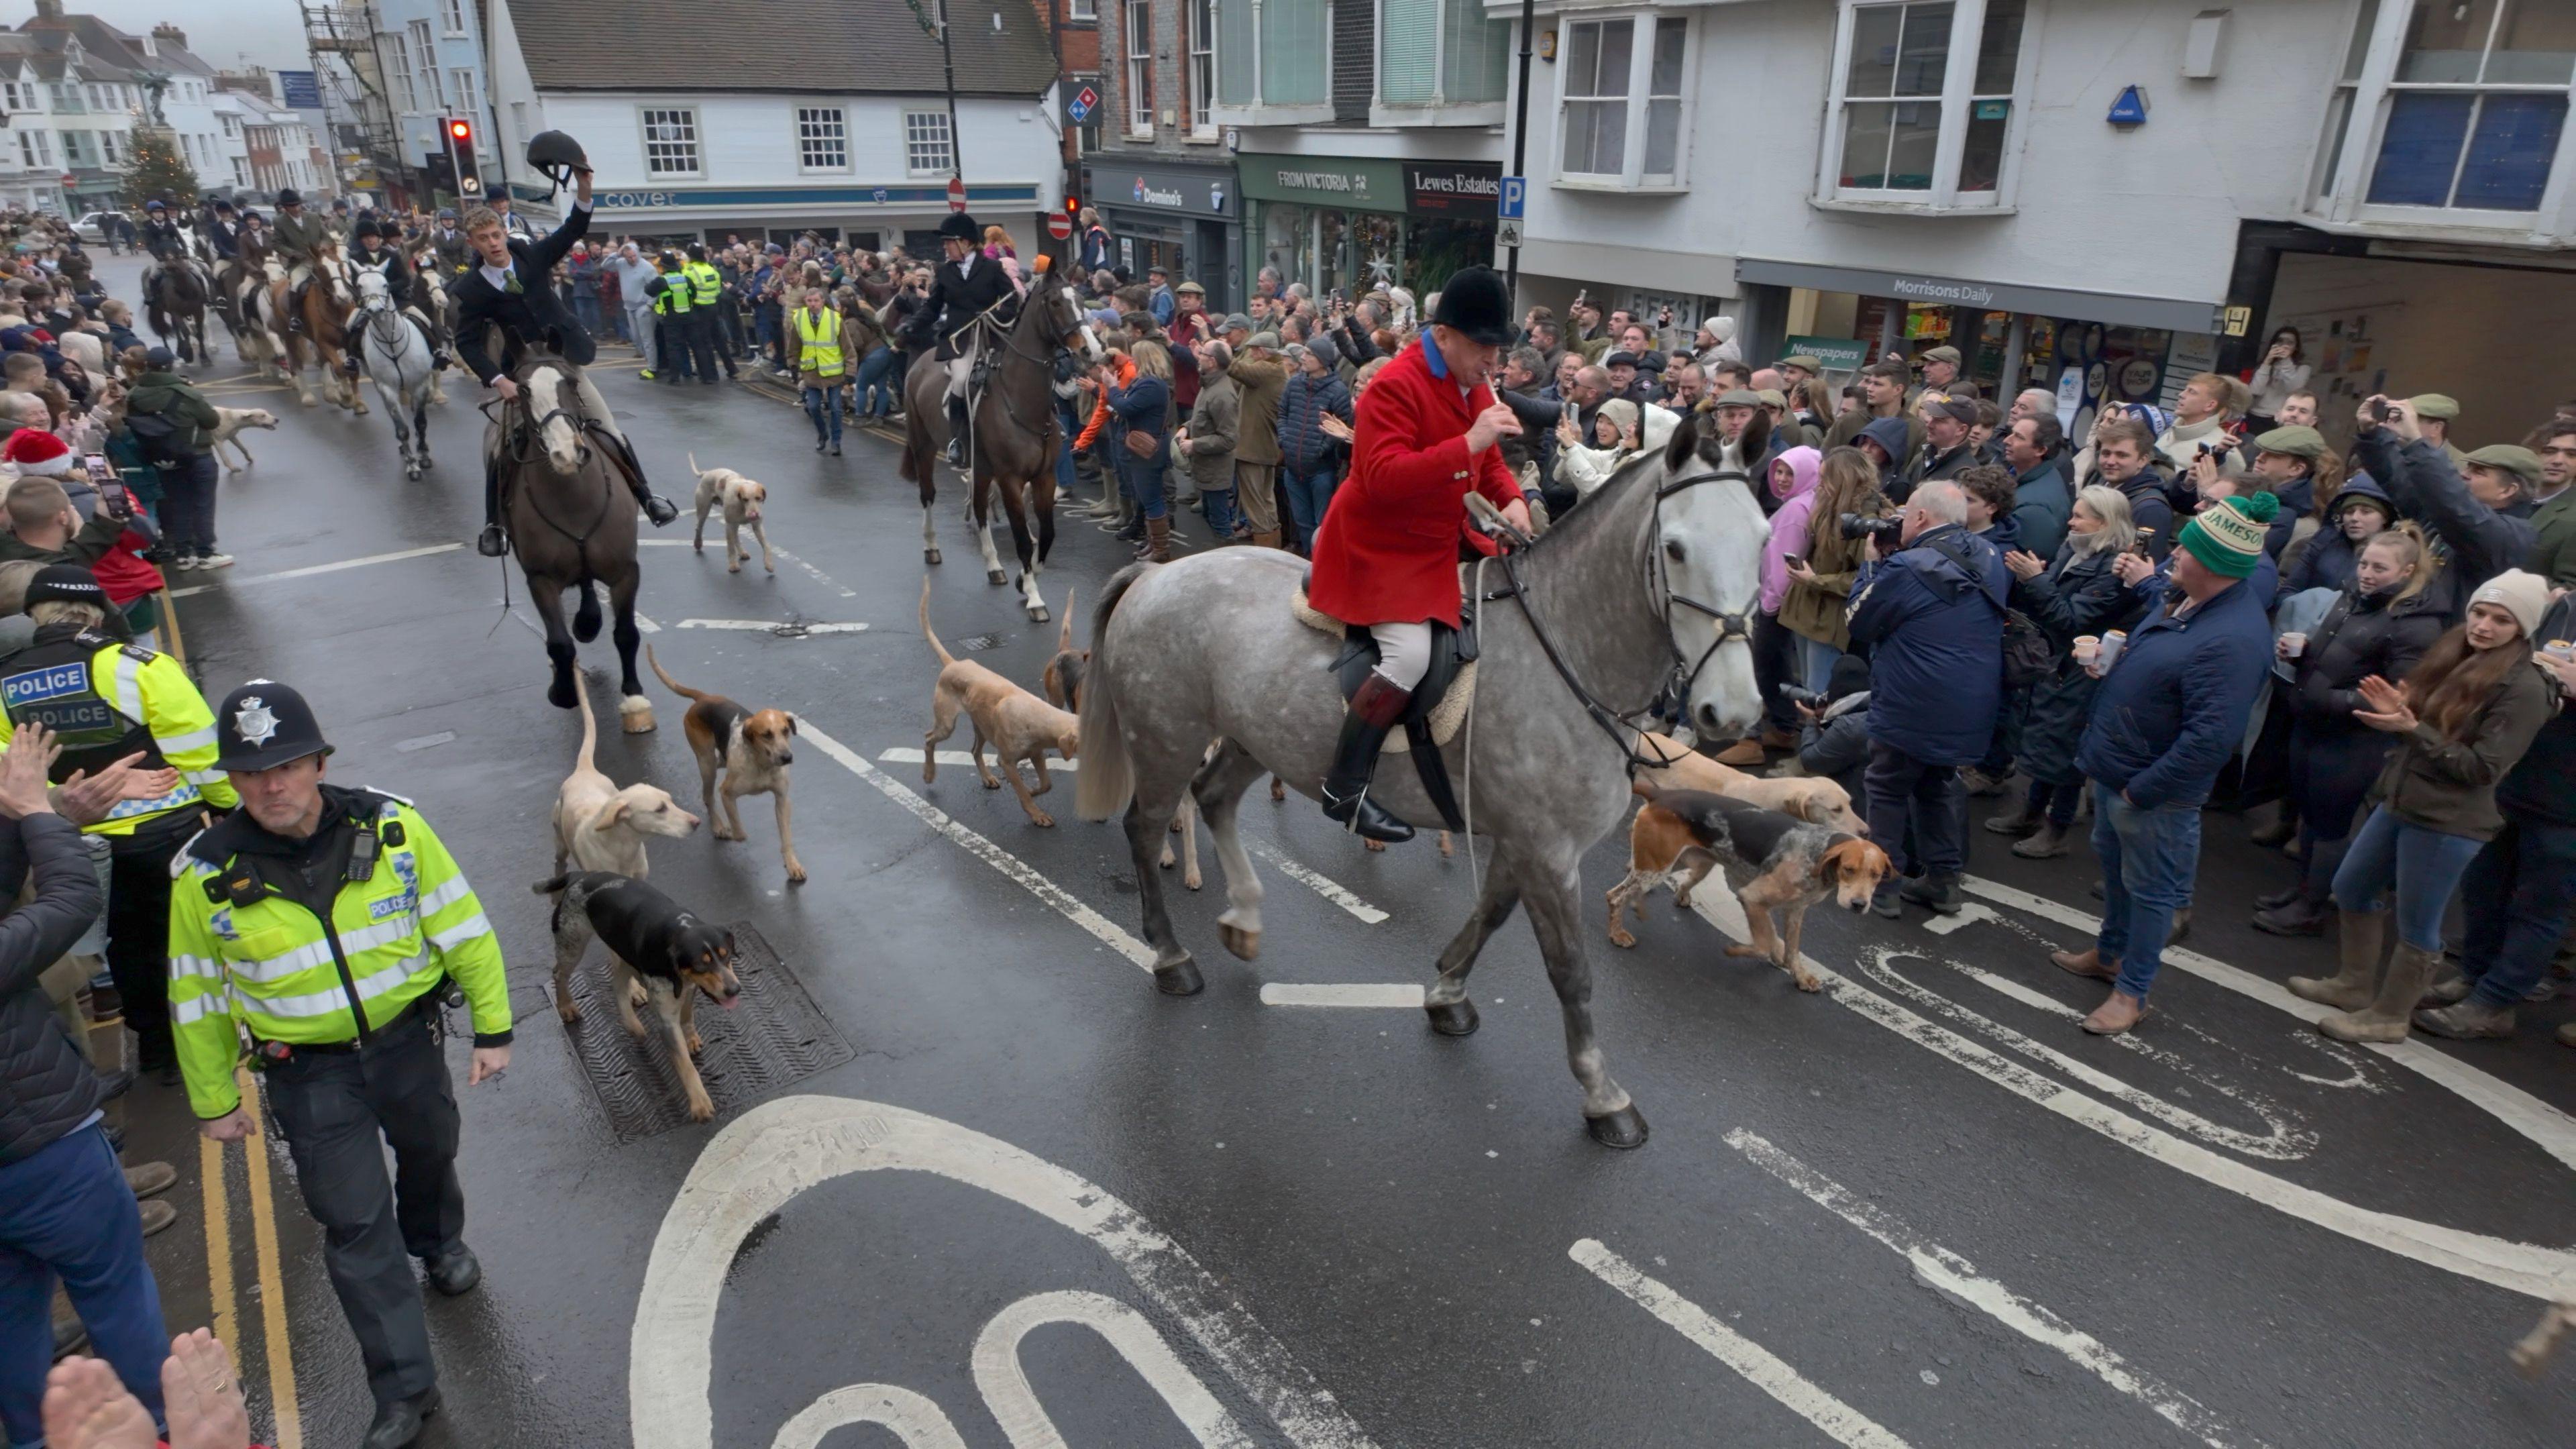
352, 268, 438, 479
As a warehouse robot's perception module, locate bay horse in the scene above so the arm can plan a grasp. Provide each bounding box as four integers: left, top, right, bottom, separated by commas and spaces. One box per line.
146, 254, 211, 366
496, 352, 653, 733
1073, 410, 1767, 1148
896, 269, 1104, 622
262, 240, 366, 411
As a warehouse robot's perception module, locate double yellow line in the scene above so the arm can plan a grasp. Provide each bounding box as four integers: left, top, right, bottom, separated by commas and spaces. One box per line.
198, 1068, 303, 1449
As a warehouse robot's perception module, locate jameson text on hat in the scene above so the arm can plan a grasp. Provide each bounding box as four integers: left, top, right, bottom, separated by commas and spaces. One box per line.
2178, 490, 2279, 580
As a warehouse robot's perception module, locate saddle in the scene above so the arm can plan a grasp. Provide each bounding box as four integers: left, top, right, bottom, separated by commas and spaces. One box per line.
1291, 571, 1479, 832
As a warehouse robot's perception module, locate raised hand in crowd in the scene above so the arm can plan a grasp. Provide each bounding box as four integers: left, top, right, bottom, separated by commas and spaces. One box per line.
0, 722, 56, 819
2003, 547, 2047, 581
2357, 393, 2422, 442
2352, 674, 2418, 733
50, 750, 178, 829
2112, 549, 2158, 588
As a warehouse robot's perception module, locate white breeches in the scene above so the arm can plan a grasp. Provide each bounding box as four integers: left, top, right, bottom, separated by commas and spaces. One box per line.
1373, 622, 1433, 692
945, 353, 972, 400
572, 372, 627, 444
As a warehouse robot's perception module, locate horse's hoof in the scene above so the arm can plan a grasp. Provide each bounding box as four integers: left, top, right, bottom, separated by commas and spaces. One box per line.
986, 569, 1007, 586
1218, 921, 1259, 961
926, 547, 942, 564
546, 680, 578, 710
1153, 957, 1203, 996
1425, 999, 1479, 1036
1029, 606, 1050, 623
619, 697, 655, 735
1585, 1105, 1650, 1150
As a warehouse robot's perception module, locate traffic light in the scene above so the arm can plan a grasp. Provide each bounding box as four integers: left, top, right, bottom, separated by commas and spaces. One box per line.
443, 117, 482, 200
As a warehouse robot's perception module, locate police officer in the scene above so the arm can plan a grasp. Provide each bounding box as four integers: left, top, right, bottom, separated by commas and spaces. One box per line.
645, 250, 706, 385
171, 681, 509, 1449
0, 564, 235, 1082
682, 243, 735, 383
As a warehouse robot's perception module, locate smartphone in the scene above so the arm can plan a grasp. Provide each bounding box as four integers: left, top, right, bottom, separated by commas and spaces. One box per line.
1781, 554, 1805, 571
2367, 397, 2392, 423
82, 453, 113, 486
2132, 526, 2156, 559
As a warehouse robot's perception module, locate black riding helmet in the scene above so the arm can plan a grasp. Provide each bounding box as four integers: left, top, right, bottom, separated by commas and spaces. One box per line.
937, 212, 979, 244
525, 129, 588, 185
354, 216, 384, 241
276, 187, 303, 208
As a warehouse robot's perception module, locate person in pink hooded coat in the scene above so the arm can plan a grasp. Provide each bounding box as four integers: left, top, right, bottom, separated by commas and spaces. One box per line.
1760, 445, 1824, 615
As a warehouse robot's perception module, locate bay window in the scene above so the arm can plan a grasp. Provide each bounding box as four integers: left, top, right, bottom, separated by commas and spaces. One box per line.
1557, 15, 1690, 186
2314, 0, 2576, 227
1212, 0, 1328, 117
1819, 0, 2029, 209
1379, 0, 1509, 112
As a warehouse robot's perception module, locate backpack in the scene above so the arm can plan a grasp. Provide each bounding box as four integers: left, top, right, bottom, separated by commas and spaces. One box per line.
124, 406, 201, 469
1999, 606, 2053, 688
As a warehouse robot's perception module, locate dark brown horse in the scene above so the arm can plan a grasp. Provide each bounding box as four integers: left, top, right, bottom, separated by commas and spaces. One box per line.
897, 267, 1103, 622
261, 240, 365, 412
496, 354, 653, 733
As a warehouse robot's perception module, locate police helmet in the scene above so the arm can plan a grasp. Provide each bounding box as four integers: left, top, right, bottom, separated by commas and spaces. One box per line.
213, 680, 333, 772
275, 187, 303, 207
936, 212, 979, 244
525, 129, 589, 184
686, 242, 706, 262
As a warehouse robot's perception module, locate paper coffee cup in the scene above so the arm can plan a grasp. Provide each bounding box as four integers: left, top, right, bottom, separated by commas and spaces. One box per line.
2280, 633, 2307, 657
2073, 635, 2100, 663
2546, 639, 2575, 661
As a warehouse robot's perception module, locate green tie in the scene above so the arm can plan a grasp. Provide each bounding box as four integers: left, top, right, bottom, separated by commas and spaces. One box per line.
504, 272, 522, 296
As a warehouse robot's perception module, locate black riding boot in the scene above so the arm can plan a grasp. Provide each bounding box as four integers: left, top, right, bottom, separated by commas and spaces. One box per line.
286, 281, 307, 333
1320, 674, 1415, 844
590, 425, 678, 525
478, 462, 507, 557
945, 396, 969, 465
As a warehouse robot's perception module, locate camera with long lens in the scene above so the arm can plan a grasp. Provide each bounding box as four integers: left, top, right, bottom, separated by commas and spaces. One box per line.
1839, 512, 1904, 544
1776, 684, 1828, 708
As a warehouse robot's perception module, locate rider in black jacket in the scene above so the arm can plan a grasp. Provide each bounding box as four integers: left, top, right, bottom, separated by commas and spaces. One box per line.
903, 212, 1016, 463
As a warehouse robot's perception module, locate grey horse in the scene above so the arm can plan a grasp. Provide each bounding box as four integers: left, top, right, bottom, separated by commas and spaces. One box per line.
1074, 411, 1767, 1147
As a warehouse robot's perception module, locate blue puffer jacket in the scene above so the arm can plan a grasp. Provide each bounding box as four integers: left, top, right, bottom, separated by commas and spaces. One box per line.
2074, 572, 2274, 808
1105, 374, 1171, 470
1277, 368, 1354, 475
1846, 523, 2011, 765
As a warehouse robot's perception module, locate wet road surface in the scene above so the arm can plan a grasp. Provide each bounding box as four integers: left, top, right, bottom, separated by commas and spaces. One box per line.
99, 254, 2576, 1448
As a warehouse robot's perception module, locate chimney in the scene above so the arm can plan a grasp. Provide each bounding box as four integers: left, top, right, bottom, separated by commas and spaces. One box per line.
153, 23, 189, 52
32, 0, 64, 18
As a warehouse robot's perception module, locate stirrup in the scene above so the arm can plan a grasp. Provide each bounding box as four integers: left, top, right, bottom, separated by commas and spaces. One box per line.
476, 523, 508, 557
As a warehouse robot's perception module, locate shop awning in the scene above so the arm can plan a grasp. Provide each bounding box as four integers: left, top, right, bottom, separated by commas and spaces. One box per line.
1736, 258, 2225, 335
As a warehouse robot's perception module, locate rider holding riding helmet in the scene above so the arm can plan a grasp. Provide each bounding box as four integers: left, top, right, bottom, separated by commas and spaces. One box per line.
459, 131, 677, 556
1303, 266, 1532, 842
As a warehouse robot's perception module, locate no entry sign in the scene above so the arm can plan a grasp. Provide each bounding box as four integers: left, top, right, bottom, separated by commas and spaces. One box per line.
947, 176, 967, 213
1046, 212, 1073, 241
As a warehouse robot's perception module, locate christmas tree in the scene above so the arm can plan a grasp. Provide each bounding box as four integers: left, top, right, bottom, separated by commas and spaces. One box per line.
119, 127, 199, 213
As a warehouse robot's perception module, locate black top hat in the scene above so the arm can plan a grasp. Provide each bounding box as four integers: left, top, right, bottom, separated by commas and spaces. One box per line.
1429, 266, 1511, 347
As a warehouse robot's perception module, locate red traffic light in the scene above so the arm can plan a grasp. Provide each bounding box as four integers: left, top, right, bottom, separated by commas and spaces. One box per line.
446, 118, 472, 144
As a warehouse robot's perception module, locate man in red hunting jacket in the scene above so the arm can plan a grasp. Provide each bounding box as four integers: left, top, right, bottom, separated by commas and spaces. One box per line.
1305, 266, 1532, 841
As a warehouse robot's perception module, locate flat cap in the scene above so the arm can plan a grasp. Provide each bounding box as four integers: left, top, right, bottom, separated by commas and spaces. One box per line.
1930, 396, 1980, 423
2253, 425, 2328, 459
2463, 443, 2542, 481
1921, 345, 1963, 366
1713, 388, 1765, 409
2409, 393, 2460, 421
1175, 280, 1205, 295
1220, 313, 1252, 332
1603, 350, 1641, 368
1247, 331, 1281, 350
1777, 354, 1823, 371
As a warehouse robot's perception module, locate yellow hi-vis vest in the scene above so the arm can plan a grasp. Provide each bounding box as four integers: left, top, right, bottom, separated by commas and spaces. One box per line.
653, 272, 692, 315
686, 261, 722, 307
0, 633, 237, 837
794, 308, 845, 377
168, 792, 509, 1120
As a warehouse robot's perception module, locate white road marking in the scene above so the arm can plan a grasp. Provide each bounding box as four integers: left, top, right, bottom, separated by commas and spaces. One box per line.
1917, 902, 1998, 936
1678, 888, 2576, 1301
1251, 843, 1389, 924
590, 582, 661, 632
1960, 875, 2576, 1175
772, 1385, 966, 1449
973, 1291, 1254, 1448
675, 618, 869, 635
1727, 1130, 2256, 1449
1570, 1239, 1909, 1449
772, 546, 859, 598
1258, 983, 1426, 1009
634, 1096, 1379, 1449
804, 723, 1152, 969
165, 541, 462, 596
879, 747, 1075, 771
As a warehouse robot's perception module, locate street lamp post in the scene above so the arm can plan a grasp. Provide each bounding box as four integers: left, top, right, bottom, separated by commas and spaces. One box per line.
1504, 0, 1534, 303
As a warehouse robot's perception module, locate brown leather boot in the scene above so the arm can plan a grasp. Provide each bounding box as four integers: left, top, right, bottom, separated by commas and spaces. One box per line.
2288, 907, 2384, 1012
2082, 988, 2149, 1034
1138, 515, 1172, 563
2051, 947, 2117, 981
1252, 529, 1283, 549
1712, 739, 1765, 766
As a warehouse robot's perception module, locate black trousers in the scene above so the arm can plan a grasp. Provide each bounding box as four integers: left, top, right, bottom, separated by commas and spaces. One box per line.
1752, 612, 1801, 733
655, 315, 692, 380
104, 824, 190, 1069
684, 312, 725, 380
1866, 740, 1966, 880
262, 1009, 462, 1407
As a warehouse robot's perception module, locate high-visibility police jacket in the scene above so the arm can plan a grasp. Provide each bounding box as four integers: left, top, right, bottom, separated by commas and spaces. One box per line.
0, 627, 236, 837
168, 788, 510, 1120
686, 262, 722, 308
651, 270, 692, 315
793, 307, 845, 377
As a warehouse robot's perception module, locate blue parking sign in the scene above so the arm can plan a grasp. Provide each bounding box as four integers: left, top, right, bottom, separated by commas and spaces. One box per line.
1498, 176, 1525, 219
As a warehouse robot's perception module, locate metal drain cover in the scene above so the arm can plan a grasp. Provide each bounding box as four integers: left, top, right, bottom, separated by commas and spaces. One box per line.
957, 631, 1004, 651
549, 922, 853, 1141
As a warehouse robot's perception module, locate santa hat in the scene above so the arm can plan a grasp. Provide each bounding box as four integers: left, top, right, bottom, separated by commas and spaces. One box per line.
3, 427, 72, 475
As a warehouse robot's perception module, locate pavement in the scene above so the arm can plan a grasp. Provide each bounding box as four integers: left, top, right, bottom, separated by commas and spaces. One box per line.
88, 252, 2576, 1449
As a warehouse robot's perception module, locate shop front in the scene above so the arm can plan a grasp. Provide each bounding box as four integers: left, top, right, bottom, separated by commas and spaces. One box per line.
1737, 259, 2229, 441
1082, 158, 1242, 311
1240, 154, 1502, 299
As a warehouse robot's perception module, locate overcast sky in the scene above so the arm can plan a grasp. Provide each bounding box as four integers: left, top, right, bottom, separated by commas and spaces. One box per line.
8, 0, 313, 76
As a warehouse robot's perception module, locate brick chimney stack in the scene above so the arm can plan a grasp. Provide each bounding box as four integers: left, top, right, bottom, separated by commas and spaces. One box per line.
153, 23, 189, 52
32, 0, 64, 19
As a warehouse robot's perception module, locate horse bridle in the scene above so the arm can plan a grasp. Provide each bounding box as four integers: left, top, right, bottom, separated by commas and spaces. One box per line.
1485, 461, 1762, 772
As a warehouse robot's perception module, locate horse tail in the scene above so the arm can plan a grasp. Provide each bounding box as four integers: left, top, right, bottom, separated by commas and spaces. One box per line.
643, 643, 712, 704
571, 667, 599, 774
1073, 565, 1148, 823
917, 577, 956, 667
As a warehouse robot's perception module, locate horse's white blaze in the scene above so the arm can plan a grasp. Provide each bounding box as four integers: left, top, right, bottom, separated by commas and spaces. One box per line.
527, 364, 582, 469
1658, 447, 1768, 739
